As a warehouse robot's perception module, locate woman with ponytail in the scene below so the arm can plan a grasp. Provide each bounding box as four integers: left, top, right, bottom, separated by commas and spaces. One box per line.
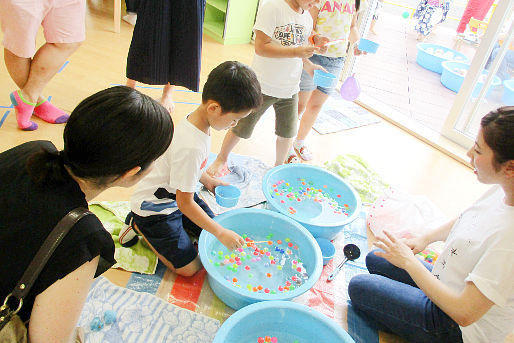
348, 107, 514, 343
0, 86, 173, 343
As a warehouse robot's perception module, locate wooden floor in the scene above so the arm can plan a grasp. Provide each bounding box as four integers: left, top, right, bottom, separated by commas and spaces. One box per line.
2, 1, 511, 341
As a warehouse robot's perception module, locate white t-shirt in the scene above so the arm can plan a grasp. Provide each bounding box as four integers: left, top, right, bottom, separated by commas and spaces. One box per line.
252, 0, 313, 98
130, 116, 210, 217
431, 185, 514, 343
315, 0, 357, 58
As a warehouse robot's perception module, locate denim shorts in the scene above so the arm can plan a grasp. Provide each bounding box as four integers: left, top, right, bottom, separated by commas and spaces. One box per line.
131, 194, 214, 269
300, 54, 346, 94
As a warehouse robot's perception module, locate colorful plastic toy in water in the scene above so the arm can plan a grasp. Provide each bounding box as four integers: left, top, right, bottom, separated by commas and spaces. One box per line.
340, 74, 360, 101
210, 233, 309, 295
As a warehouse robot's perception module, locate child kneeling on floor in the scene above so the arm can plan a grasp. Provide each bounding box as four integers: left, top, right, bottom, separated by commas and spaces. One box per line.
124, 61, 262, 276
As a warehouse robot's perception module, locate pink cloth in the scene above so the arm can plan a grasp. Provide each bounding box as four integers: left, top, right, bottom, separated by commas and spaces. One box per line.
456, 0, 494, 34
0, 0, 86, 58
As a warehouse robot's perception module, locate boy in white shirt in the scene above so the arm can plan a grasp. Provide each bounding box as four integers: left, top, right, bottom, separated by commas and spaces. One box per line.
126, 61, 262, 276
207, 0, 328, 176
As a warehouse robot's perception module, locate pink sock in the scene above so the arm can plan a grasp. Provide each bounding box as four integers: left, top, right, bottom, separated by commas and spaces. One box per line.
33, 100, 69, 124
10, 91, 37, 131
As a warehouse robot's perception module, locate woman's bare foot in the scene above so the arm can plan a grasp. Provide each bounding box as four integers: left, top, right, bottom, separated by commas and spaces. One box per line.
126, 78, 137, 88
161, 84, 175, 114
207, 157, 230, 177
160, 94, 175, 113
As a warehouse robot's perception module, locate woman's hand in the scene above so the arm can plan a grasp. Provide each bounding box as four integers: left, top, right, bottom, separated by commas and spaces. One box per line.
217, 228, 245, 251
403, 235, 429, 254
373, 230, 418, 270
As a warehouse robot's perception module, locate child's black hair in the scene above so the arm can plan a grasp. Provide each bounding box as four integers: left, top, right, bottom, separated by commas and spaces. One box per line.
481, 106, 514, 168
202, 61, 262, 113
26, 86, 173, 185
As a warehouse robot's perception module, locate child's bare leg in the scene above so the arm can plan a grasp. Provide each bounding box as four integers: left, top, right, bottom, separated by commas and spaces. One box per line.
133, 221, 201, 276
126, 78, 137, 88
161, 83, 175, 113
207, 130, 241, 176
370, 19, 378, 35
276, 136, 294, 166
297, 90, 312, 119
297, 90, 328, 142
175, 256, 202, 277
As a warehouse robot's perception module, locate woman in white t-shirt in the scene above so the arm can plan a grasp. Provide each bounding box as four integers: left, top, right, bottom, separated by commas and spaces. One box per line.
349, 106, 514, 343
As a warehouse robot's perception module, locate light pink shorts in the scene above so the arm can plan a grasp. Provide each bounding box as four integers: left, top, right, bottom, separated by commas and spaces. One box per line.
0, 0, 86, 58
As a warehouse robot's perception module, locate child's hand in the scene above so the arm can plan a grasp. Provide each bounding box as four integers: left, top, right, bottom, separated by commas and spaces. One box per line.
313, 35, 330, 54
200, 172, 228, 193
304, 63, 327, 78
353, 44, 366, 56
217, 228, 245, 251
295, 45, 318, 58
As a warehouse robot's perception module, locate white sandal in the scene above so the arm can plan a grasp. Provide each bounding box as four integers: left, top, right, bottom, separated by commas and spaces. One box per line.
294, 144, 313, 161
285, 152, 301, 164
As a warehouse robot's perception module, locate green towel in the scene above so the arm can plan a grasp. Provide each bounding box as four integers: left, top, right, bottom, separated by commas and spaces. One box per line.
324, 154, 389, 204
89, 201, 158, 274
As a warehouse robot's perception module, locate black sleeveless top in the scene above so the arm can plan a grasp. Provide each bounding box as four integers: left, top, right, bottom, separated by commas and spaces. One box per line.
0, 141, 116, 321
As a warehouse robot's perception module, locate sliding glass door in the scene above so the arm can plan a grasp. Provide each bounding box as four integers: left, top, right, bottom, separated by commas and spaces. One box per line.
442, 0, 513, 147
343, 0, 513, 151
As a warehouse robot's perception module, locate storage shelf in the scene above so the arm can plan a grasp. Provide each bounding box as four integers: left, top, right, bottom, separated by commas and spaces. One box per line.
203, 0, 258, 45
204, 20, 225, 39
206, 0, 227, 13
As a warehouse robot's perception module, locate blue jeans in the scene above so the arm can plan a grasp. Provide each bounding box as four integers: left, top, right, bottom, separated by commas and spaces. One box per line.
299, 54, 346, 94
348, 250, 463, 343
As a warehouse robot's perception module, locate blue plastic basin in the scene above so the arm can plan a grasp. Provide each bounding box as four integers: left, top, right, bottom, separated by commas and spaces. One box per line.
416, 43, 469, 74
315, 238, 335, 265
503, 79, 514, 105
199, 208, 323, 310
358, 38, 379, 53
212, 301, 355, 343
215, 185, 241, 208
262, 164, 361, 240
441, 61, 501, 97
313, 69, 337, 88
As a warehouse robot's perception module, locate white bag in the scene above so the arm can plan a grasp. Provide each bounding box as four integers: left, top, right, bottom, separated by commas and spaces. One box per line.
367, 187, 446, 239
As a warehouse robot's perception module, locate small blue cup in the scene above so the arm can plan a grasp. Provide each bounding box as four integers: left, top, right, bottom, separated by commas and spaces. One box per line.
313, 70, 337, 88
358, 38, 379, 53
315, 238, 335, 265
215, 185, 241, 208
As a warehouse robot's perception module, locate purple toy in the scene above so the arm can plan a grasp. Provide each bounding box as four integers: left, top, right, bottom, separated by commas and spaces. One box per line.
340, 74, 361, 101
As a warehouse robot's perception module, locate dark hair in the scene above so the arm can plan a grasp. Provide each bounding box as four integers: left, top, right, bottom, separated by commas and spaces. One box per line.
481, 106, 514, 168
202, 61, 262, 113
27, 86, 173, 184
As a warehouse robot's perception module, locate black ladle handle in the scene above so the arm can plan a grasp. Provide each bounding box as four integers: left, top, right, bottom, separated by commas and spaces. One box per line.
326, 244, 361, 282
